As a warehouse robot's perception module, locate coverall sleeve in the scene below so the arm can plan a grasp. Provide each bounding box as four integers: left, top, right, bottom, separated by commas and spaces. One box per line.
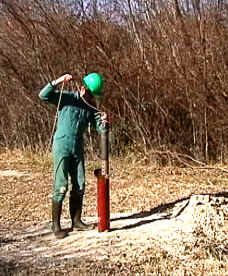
39, 82, 61, 105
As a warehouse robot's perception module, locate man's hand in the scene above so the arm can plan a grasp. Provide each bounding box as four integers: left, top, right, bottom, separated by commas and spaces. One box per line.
101, 112, 110, 128
52, 74, 73, 86
101, 112, 107, 121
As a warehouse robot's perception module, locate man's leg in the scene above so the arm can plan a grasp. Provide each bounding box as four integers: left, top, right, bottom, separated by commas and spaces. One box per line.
69, 156, 94, 231
52, 155, 70, 239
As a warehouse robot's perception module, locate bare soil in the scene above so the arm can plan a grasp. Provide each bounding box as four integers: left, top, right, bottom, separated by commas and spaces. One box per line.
0, 150, 228, 276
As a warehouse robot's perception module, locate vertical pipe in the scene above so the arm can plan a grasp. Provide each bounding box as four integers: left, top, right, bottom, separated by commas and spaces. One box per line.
94, 127, 110, 232
97, 175, 110, 232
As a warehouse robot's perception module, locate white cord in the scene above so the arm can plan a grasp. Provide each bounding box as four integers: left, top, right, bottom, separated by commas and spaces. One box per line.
80, 95, 102, 113
46, 81, 65, 153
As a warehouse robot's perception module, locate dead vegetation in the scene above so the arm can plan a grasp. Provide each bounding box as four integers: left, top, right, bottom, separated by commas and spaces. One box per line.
0, 0, 228, 162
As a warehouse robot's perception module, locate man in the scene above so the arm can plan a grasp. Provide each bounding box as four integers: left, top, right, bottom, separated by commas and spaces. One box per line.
39, 72, 107, 239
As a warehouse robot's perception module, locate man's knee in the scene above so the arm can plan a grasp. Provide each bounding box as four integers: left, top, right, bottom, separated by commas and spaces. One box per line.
70, 187, 84, 199
71, 182, 85, 196
53, 186, 67, 202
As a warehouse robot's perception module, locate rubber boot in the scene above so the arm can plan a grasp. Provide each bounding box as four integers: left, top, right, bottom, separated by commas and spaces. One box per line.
69, 192, 95, 231
52, 200, 68, 239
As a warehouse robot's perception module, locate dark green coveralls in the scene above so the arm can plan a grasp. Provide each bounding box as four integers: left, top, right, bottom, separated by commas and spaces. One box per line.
39, 83, 104, 203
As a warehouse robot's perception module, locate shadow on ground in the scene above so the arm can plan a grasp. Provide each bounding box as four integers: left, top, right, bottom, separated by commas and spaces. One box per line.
109, 191, 228, 231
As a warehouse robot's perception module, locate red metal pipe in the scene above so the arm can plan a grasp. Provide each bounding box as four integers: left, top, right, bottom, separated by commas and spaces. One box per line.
97, 175, 110, 232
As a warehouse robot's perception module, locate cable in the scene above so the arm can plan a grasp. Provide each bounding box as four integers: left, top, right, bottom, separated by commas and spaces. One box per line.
80, 95, 102, 113
46, 81, 65, 153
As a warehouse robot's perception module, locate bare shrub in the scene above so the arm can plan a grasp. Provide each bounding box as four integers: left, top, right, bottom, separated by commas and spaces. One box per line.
0, 0, 227, 162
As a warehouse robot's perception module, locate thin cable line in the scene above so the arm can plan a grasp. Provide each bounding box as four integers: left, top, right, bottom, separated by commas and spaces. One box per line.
80, 95, 102, 113
46, 81, 65, 153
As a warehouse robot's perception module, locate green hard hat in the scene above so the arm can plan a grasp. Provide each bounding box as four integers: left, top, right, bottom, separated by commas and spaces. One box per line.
83, 73, 104, 98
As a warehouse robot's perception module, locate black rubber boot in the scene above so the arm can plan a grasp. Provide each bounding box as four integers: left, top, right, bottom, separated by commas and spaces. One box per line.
69, 192, 95, 231
52, 200, 68, 239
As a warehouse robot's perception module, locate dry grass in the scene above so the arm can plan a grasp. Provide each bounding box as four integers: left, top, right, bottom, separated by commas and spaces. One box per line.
0, 149, 228, 275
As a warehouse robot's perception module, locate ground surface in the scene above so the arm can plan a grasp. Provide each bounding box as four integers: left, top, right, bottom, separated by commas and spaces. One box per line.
0, 150, 228, 275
